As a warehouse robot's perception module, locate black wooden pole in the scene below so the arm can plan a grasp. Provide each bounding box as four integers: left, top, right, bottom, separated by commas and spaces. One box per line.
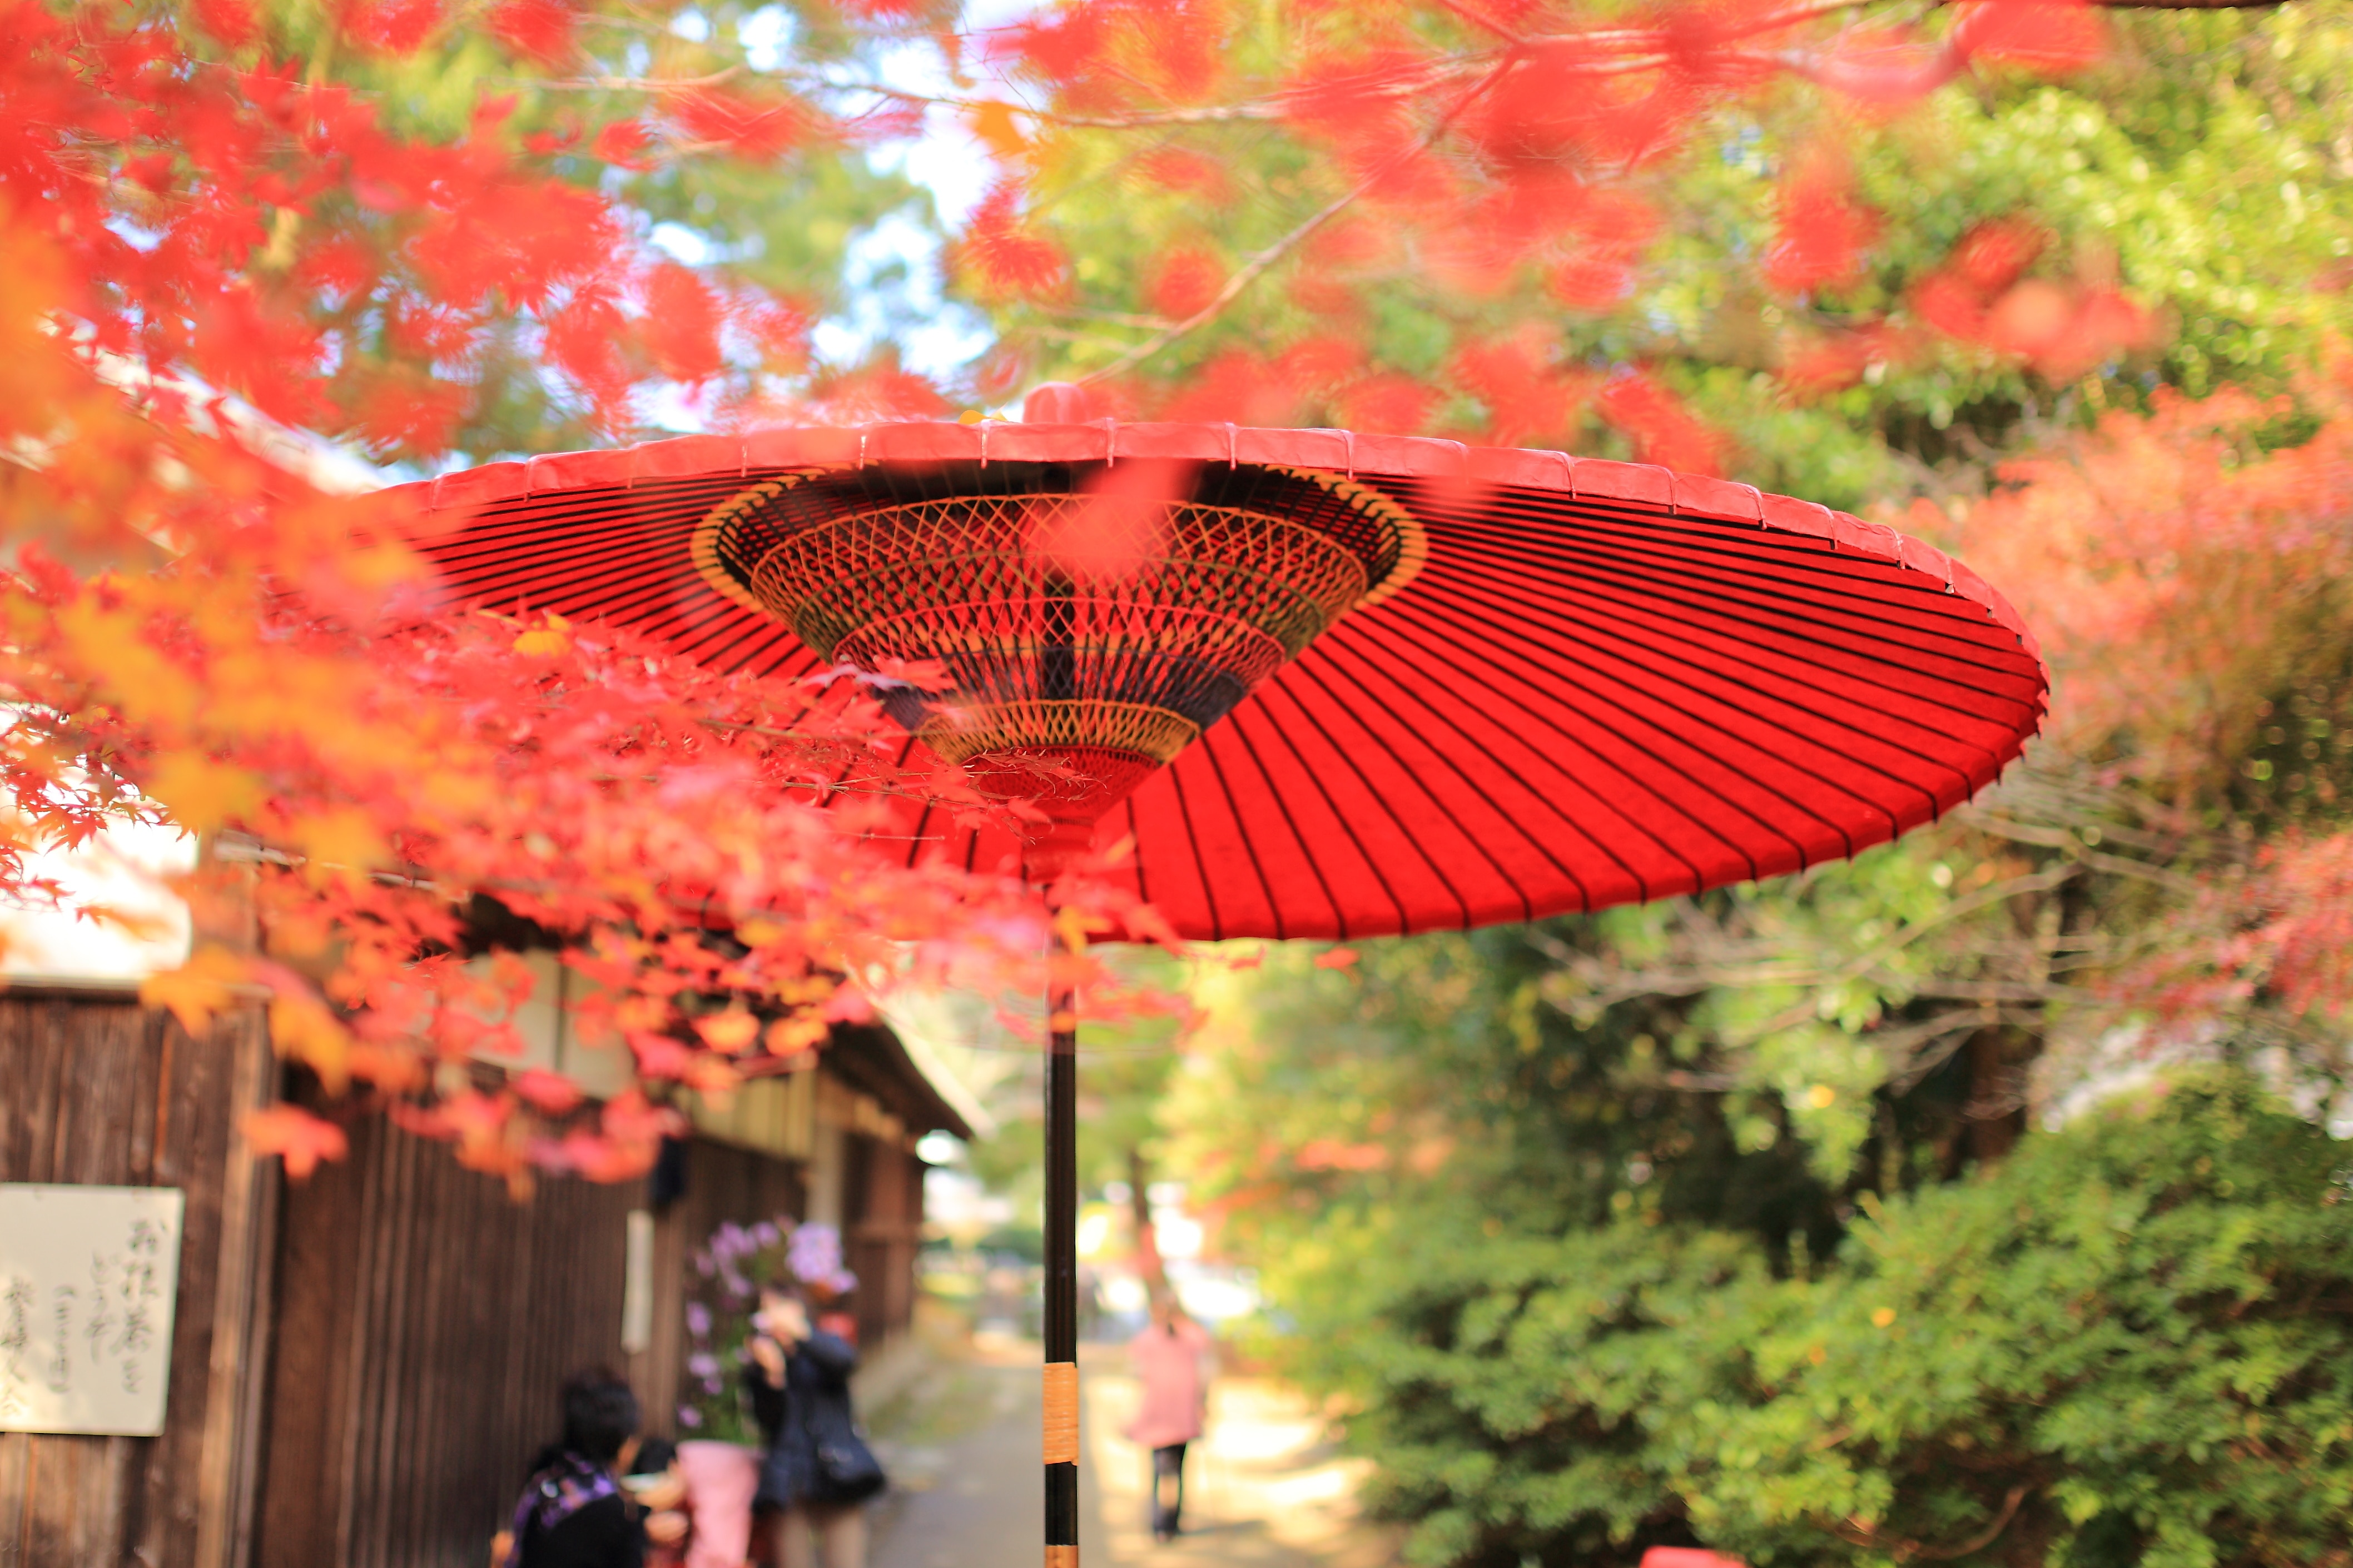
1043, 980, 1080, 1567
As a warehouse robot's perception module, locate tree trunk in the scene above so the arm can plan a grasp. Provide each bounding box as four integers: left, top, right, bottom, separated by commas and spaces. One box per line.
1127, 1146, 1167, 1294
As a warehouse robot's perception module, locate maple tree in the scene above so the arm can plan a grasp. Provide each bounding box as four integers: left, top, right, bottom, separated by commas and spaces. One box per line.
946, 2, 2347, 509
0, 0, 1188, 1186
0, 0, 2342, 1199
1168, 366, 2353, 1248
990, 9, 2353, 1563
913, 0, 2353, 1290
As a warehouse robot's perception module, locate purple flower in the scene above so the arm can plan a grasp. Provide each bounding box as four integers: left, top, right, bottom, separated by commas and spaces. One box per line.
694, 1252, 716, 1280
701, 1376, 724, 1395
752, 1221, 780, 1248
688, 1353, 719, 1378
678, 1406, 703, 1429
788, 1224, 843, 1283
686, 1302, 713, 1337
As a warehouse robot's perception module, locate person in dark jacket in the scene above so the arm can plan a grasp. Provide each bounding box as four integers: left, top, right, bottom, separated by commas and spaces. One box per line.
747, 1286, 881, 1568
498, 1370, 687, 1568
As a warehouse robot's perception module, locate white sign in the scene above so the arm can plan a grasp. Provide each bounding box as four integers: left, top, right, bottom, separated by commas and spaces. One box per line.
0, 1184, 185, 1436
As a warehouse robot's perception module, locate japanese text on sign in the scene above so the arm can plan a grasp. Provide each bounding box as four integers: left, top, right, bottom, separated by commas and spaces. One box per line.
0, 1184, 184, 1436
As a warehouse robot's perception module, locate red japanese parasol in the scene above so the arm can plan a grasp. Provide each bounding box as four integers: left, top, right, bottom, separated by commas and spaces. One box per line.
391, 389, 2045, 1567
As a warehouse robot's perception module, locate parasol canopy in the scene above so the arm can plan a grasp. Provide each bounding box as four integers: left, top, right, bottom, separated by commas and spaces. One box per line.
398, 405, 2047, 939
391, 398, 2047, 1568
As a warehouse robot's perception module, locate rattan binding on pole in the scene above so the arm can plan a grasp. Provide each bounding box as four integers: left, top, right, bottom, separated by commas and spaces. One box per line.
1043, 1362, 1081, 1465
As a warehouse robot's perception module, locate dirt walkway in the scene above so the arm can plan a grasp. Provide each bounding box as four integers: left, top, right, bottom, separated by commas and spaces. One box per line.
865, 1336, 1393, 1568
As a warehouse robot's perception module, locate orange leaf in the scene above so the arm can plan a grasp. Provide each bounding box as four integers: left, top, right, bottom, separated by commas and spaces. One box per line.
591, 118, 653, 170
1332, 374, 1434, 436
667, 86, 816, 161
766, 1012, 829, 1056
642, 264, 724, 384
960, 180, 1067, 299
1953, 218, 2047, 295
512, 1068, 583, 1113
1147, 247, 1223, 321
1596, 373, 1726, 475
146, 751, 262, 836
346, 0, 445, 54
1950, 0, 2107, 76
192, 0, 259, 45
1763, 165, 1882, 296
243, 1104, 349, 1180
488, 0, 577, 63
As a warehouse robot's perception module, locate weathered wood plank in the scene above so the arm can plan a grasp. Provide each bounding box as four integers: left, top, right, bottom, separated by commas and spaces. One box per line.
22, 1434, 126, 1567
0, 1427, 29, 1568
252, 1112, 366, 1568
185, 1008, 274, 1568
0, 996, 255, 1568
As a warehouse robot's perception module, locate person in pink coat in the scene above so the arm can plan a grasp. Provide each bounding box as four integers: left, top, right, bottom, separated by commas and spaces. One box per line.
1124, 1292, 1214, 1543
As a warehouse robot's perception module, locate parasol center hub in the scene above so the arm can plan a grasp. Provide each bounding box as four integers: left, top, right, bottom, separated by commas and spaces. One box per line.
697, 464, 1427, 830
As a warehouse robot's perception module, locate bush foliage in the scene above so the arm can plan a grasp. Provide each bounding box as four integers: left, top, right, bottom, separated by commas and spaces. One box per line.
1290, 1076, 2353, 1568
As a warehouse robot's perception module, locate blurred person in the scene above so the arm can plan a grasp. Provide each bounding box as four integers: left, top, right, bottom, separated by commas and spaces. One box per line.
1124, 1291, 1213, 1543
497, 1368, 688, 1568
622, 1437, 692, 1568
747, 1282, 885, 1568
808, 1276, 859, 1348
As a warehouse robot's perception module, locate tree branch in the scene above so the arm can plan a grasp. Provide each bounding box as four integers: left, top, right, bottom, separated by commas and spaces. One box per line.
1074, 56, 1517, 386
1915, 1485, 2032, 1561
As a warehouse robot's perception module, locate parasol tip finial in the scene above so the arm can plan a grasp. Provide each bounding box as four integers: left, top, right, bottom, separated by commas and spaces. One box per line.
1022, 382, 1100, 425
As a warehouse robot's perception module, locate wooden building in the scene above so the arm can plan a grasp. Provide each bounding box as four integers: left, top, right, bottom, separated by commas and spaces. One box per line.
0, 979, 969, 1567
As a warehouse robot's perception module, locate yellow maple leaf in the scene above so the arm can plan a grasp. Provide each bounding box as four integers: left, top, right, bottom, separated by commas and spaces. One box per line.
684, 1054, 742, 1098
694, 1008, 761, 1054
145, 751, 262, 835
765, 1012, 829, 1056
270, 993, 351, 1094
966, 101, 1031, 161
1053, 903, 1111, 954
289, 806, 385, 883
512, 611, 573, 658
140, 945, 251, 1033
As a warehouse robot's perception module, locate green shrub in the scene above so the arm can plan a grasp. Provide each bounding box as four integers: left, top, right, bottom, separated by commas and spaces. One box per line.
1294, 1074, 2353, 1568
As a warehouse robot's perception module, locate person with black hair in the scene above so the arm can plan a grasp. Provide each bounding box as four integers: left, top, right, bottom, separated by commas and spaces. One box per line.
495, 1369, 686, 1568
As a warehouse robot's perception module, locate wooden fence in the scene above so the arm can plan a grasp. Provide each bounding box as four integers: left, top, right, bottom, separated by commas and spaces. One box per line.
252, 1115, 639, 1568
4, 989, 942, 1567
0, 990, 275, 1568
